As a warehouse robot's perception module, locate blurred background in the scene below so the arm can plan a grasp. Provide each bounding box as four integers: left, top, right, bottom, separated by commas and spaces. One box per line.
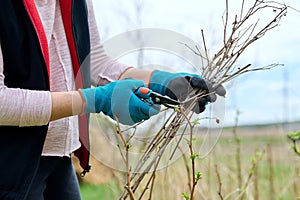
75, 1, 300, 199
92, 0, 300, 126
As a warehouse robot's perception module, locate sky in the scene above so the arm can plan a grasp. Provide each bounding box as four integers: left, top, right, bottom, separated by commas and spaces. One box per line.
91, 0, 300, 126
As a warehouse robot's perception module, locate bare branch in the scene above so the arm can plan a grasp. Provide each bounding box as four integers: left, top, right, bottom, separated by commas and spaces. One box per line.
117, 1, 289, 199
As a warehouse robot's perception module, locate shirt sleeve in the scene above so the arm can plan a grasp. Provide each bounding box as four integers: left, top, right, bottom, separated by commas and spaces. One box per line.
86, 0, 131, 86
0, 45, 52, 127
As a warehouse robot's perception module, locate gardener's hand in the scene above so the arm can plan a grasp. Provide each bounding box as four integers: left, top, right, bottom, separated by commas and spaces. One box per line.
149, 70, 226, 113
79, 79, 160, 125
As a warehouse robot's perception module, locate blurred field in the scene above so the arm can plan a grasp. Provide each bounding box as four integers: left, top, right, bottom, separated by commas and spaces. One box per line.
76, 116, 300, 200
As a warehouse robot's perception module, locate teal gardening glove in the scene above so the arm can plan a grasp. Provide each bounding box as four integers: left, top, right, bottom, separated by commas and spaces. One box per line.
149, 70, 226, 113
80, 79, 160, 125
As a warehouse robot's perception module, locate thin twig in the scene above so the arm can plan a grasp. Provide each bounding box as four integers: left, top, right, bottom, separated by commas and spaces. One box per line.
215, 164, 224, 200
116, 117, 135, 200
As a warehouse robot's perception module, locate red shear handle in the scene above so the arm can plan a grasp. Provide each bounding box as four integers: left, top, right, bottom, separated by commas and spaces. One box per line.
135, 87, 152, 100
139, 87, 151, 95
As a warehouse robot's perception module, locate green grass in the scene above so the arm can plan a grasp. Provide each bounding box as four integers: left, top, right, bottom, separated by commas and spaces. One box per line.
195, 130, 300, 200
80, 182, 119, 200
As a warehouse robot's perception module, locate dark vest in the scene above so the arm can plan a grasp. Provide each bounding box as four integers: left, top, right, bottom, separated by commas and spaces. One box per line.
0, 0, 90, 199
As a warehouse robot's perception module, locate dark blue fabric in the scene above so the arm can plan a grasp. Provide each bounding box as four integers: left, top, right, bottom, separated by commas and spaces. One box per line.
0, 0, 49, 90
0, 127, 47, 200
25, 157, 81, 200
71, 0, 91, 88
0, 5, 49, 198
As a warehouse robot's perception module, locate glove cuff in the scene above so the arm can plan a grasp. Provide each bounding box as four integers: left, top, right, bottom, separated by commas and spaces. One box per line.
78, 90, 86, 115
79, 87, 102, 113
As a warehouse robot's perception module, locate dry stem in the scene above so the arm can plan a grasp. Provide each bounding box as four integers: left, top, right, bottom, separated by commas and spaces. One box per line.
215, 164, 224, 200
116, 1, 288, 199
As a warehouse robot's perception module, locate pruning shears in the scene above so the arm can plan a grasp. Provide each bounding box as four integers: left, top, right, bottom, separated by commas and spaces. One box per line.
135, 87, 180, 108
